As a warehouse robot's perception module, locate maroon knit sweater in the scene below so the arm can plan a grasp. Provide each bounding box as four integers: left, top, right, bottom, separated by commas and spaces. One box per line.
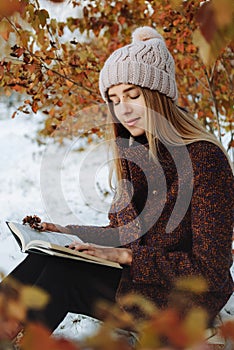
67, 138, 234, 324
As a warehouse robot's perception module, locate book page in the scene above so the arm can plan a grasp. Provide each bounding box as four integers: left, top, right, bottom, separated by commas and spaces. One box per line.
8, 222, 83, 251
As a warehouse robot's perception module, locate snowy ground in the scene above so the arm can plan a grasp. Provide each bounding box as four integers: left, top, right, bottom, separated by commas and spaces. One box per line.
0, 105, 234, 342
0, 105, 113, 340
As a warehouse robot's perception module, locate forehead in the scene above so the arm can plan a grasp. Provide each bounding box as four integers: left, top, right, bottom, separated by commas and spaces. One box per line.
108, 83, 138, 96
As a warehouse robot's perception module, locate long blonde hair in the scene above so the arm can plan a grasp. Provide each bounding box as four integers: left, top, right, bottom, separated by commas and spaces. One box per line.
106, 87, 232, 191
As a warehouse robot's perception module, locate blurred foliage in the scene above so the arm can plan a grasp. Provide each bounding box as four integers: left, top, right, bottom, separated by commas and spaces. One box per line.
1, 274, 234, 349
0, 0, 233, 150
0, 0, 234, 148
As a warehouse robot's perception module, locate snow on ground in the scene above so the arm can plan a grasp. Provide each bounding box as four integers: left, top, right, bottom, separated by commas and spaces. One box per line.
0, 106, 234, 341
0, 105, 113, 339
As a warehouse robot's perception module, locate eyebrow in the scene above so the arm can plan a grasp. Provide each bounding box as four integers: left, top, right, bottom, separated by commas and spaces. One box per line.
108, 86, 139, 98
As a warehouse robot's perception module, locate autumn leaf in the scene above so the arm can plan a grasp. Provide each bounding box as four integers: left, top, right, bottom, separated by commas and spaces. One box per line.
0, 20, 14, 41
56, 100, 63, 107
0, 65, 4, 78
182, 308, 207, 345
0, 0, 27, 17
22, 322, 80, 350
20, 285, 50, 310
213, 0, 234, 27
220, 320, 234, 341
36, 9, 49, 28
169, 0, 181, 10
0, 0, 232, 148
196, 1, 217, 43
174, 276, 208, 293
195, 0, 234, 66
21, 323, 56, 350
47, 69, 54, 76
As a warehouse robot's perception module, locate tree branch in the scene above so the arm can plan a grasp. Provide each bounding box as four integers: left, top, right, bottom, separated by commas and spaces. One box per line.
5, 17, 99, 97
204, 67, 222, 142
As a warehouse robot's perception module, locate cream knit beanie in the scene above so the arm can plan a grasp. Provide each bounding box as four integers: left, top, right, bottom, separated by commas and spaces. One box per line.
99, 26, 178, 102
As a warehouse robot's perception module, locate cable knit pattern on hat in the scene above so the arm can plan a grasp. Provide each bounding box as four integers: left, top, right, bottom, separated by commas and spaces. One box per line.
99, 26, 178, 102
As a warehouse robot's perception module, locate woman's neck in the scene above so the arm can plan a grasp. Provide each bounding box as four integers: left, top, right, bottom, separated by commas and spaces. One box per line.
130, 133, 148, 146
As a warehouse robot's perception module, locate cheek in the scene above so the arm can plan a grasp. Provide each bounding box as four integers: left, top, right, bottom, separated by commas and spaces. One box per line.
113, 108, 123, 122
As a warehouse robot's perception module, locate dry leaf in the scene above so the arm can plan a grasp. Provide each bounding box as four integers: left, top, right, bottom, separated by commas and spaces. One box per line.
20, 285, 50, 310
175, 276, 208, 293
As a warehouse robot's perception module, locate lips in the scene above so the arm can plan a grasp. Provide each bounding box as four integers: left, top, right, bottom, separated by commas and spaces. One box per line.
125, 117, 141, 127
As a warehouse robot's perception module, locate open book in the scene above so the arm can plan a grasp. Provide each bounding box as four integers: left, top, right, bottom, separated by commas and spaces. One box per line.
6, 222, 122, 269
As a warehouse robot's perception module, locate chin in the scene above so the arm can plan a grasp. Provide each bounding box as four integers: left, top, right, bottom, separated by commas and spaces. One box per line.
130, 129, 145, 137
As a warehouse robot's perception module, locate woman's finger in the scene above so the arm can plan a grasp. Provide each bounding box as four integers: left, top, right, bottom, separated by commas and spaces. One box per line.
68, 242, 92, 251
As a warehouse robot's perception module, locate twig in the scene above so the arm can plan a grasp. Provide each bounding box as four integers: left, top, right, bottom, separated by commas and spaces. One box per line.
189, 69, 210, 92
204, 67, 222, 142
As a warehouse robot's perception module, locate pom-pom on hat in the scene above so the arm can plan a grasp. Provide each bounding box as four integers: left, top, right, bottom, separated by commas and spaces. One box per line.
99, 26, 178, 102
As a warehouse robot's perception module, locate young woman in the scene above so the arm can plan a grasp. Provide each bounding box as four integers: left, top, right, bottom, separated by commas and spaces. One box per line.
3, 26, 234, 336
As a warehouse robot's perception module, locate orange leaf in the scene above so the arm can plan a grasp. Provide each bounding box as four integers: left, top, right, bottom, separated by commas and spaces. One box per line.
118, 16, 126, 25
0, 65, 4, 78
54, 338, 77, 350
49, 108, 55, 117
21, 323, 57, 350
47, 70, 54, 77
0, 0, 26, 17
32, 101, 39, 114
24, 64, 37, 74
220, 320, 234, 341
196, 1, 217, 43
0, 20, 14, 41
12, 84, 23, 92
21, 323, 77, 350
12, 111, 17, 119
65, 80, 73, 88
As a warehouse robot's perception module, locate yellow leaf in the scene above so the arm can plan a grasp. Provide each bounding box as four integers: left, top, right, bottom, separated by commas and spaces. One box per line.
51, 18, 57, 34
20, 285, 50, 310
38, 28, 45, 46
175, 276, 208, 293
213, 0, 234, 27
193, 29, 214, 66
183, 308, 207, 345
169, 0, 182, 10
119, 293, 158, 316
37, 9, 49, 28
27, 3, 35, 19
0, 20, 14, 41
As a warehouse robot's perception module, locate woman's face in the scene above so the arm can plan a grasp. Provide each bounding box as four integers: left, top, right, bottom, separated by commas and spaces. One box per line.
108, 84, 146, 137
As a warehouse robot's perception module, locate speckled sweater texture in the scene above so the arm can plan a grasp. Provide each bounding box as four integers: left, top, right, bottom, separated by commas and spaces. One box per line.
67, 138, 234, 323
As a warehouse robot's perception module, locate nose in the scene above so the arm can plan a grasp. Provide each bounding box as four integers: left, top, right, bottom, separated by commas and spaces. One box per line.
118, 100, 133, 116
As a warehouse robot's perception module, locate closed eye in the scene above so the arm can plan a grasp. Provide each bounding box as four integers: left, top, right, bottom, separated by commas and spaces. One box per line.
130, 94, 140, 100
109, 95, 140, 106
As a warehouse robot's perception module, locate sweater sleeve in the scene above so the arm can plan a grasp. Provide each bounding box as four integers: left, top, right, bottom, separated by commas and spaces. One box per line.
65, 200, 121, 246
129, 143, 234, 291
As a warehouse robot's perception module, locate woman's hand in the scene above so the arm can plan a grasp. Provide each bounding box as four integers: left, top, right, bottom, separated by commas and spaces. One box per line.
22, 215, 71, 234
68, 242, 133, 266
